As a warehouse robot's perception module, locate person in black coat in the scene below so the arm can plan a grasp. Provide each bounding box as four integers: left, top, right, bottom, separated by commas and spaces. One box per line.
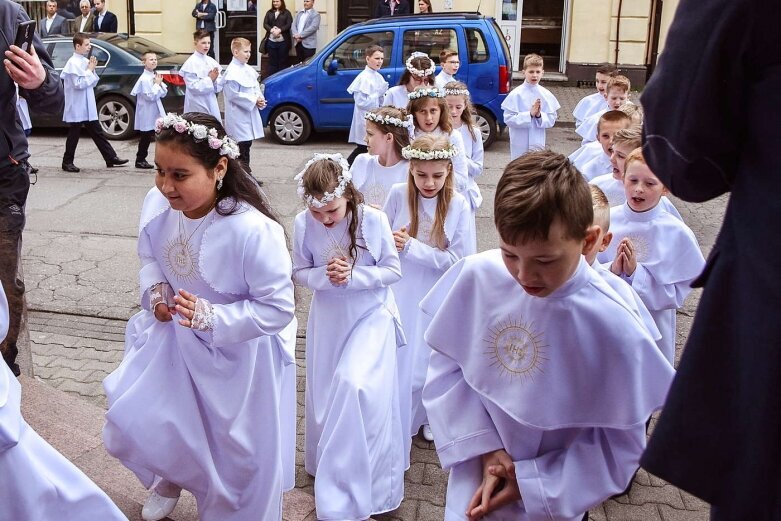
93, 0, 117, 32
191, 0, 217, 58
261, 0, 292, 76
639, 0, 781, 519
374, 0, 410, 17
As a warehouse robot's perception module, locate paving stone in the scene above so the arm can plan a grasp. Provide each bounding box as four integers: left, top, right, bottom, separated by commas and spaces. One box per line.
658, 504, 710, 521
604, 501, 663, 521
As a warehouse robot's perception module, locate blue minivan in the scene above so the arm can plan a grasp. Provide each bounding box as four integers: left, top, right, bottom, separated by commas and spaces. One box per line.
260, 13, 513, 148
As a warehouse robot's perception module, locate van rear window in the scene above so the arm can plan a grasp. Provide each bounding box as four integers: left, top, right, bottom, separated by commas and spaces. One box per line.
402, 29, 458, 64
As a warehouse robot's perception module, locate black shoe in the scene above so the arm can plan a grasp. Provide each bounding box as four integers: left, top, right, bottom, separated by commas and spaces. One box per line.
135, 160, 154, 169
62, 162, 80, 172
106, 158, 129, 167
30, 166, 39, 174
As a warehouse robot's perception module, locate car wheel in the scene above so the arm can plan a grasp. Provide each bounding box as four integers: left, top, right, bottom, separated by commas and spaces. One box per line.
270, 105, 312, 145
475, 107, 497, 149
98, 95, 135, 140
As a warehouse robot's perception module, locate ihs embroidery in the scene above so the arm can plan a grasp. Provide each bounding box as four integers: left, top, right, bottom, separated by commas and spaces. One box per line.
484, 317, 548, 381
164, 236, 199, 283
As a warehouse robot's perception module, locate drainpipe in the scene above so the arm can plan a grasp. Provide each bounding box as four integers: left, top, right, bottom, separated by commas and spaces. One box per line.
127, 0, 135, 34
614, 0, 623, 66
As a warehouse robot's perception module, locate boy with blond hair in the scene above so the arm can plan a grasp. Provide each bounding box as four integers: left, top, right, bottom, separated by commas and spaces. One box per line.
421, 150, 673, 520
221, 37, 266, 172
576, 75, 631, 145
131, 51, 167, 169
572, 63, 617, 127
501, 54, 560, 160
598, 149, 705, 364
570, 110, 631, 180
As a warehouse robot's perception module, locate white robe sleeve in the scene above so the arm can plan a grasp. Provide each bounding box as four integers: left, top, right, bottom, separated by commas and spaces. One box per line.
403, 203, 468, 272
139, 81, 167, 103
137, 228, 167, 311
502, 91, 533, 129
182, 71, 219, 95
448, 131, 469, 193
514, 425, 646, 520
353, 89, 383, 110
347, 212, 402, 290
464, 129, 484, 181
630, 263, 695, 311
292, 212, 348, 292
534, 109, 557, 129
225, 80, 260, 112
66, 71, 99, 91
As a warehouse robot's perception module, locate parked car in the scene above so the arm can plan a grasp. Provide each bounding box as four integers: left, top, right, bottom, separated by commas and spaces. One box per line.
32, 34, 187, 140
260, 13, 513, 148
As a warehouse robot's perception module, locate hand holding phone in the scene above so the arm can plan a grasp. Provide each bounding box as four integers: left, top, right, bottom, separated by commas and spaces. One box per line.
14, 20, 36, 54
4, 20, 46, 90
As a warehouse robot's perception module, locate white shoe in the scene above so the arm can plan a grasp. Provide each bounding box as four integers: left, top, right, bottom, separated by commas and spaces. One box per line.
422, 424, 434, 442
142, 491, 180, 521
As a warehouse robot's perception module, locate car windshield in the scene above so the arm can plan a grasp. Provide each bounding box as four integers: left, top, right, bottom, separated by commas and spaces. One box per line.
101, 35, 176, 59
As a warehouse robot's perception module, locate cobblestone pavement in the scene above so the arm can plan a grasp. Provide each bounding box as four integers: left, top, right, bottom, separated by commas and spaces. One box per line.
22, 86, 716, 520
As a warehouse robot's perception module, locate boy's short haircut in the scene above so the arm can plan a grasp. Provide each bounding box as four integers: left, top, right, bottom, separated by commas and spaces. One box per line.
193, 29, 210, 41
619, 103, 643, 123
140, 51, 157, 60
596, 63, 619, 76
365, 44, 384, 57
231, 37, 252, 52
439, 49, 458, 63
624, 147, 647, 172
606, 75, 631, 93
590, 184, 611, 232
495, 150, 593, 245
523, 53, 544, 70
612, 126, 643, 149
73, 32, 88, 47
597, 110, 631, 133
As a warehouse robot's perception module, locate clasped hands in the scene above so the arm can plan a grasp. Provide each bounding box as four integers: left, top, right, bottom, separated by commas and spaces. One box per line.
610, 237, 637, 277
326, 256, 351, 286
466, 449, 521, 520
530, 98, 541, 118
153, 288, 200, 328
393, 226, 410, 253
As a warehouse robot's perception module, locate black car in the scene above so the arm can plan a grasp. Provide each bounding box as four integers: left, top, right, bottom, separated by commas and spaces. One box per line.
34, 33, 187, 140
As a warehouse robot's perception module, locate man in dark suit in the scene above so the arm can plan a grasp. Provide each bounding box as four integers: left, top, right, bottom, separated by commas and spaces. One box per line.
191, 0, 217, 59
38, 0, 69, 36
375, 0, 410, 17
73, 0, 94, 33
92, 0, 117, 32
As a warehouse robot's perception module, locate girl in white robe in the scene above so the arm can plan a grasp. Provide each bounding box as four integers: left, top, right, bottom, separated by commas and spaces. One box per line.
0, 289, 128, 521
409, 86, 475, 254
501, 78, 560, 160
350, 106, 411, 208
383, 133, 471, 461
445, 81, 484, 251
292, 154, 405, 521
382, 52, 435, 110
179, 31, 223, 120
103, 113, 296, 521
346, 45, 389, 165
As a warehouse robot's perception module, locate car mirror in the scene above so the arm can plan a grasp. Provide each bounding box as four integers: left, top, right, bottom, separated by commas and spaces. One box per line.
327, 59, 339, 75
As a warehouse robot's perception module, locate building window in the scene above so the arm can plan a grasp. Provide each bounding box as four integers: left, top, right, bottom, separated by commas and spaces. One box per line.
323, 31, 394, 70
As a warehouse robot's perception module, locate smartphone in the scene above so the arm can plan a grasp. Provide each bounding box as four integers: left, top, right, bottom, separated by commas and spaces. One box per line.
14, 20, 36, 54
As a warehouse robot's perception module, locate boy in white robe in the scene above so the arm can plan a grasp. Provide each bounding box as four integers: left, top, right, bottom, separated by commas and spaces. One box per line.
434, 49, 459, 89
179, 29, 222, 120
571, 63, 615, 127
598, 148, 705, 364
221, 37, 266, 173
0, 287, 128, 521
501, 53, 560, 160
61, 33, 127, 172
421, 150, 674, 520
575, 75, 630, 145
346, 44, 389, 165
131, 52, 167, 169
575, 110, 631, 181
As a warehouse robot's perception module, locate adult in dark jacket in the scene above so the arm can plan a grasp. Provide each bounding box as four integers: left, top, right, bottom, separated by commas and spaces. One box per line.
375, 0, 410, 17
639, 1, 781, 519
191, 0, 217, 59
0, 0, 64, 376
38, 0, 69, 37
262, 0, 292, 75
92, 0, 117, 32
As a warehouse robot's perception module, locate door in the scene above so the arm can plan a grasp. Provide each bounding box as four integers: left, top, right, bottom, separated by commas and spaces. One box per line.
518, 0, 568, 73
338, 0, 380, 32
496, 0, 521, 70
215, 0, 260, 66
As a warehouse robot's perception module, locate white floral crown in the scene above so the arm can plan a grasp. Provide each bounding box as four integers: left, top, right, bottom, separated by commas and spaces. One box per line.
294, 153, 352, 208
405, 52, 435, 78
444, 87, 470, 97
408, 87, 444, 100
364, 111, 413, 129
401, 144, 458, 161
155, 113, 240, 159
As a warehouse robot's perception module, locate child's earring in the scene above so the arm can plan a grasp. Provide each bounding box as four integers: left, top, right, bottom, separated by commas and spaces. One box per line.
217, 177, 223, 191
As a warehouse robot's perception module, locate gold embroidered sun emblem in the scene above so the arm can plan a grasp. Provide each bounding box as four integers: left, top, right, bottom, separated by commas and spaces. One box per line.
320, 242, 353, 265
164, 236, 198, 283
362, 183, 387, 208
484, 317, 548, 381
624, 234, 651, 262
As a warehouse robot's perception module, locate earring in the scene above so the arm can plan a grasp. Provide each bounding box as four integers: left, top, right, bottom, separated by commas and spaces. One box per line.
217, 177, 223, 190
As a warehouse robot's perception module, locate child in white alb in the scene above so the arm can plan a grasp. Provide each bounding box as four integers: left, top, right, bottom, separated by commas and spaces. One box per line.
501, 53, 560, 160
346, 44, 389, 165
575, 110, 630, 180
572, 63, 616, 127
383, 134, 471, 456
598, 148, 705, 364
575, 75, 630, 145
383, 52, 434, 109
179, 29, 222, 120
434, 49, 460, 89
131, 51, 167, 169
293, 154, 405, 521
350, 106, 411, 208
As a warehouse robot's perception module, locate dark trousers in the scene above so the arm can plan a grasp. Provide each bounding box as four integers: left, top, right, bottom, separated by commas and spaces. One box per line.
266, 39, 289, 75
238, 141, 252, 172
136, 130, 155, 162
0, 162, 30, 376
346, 144, 367, 166
63, 121, 117, 165
295, 42, 316, 64
207, 31, 215, 59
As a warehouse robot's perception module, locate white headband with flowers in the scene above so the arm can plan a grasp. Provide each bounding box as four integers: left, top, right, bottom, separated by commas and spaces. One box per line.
405, 51, 435, 78
444, 87, 470, 98
294, 153, 352, 208
401, 144, 458, 161
364, 111, 413, 129
408, 87, 444, 100
155, 113, 240, 159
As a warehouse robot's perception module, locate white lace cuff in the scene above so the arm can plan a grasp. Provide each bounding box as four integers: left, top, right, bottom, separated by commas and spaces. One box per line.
191, 297, 215, 332
149, 282, 175, 311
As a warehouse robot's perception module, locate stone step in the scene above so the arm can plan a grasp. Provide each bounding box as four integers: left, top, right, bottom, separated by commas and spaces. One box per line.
19, 375, 318, 521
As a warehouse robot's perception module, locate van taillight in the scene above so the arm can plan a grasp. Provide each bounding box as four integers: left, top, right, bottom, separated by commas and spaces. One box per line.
161, 73, 185, 86
498, 65, 509, 94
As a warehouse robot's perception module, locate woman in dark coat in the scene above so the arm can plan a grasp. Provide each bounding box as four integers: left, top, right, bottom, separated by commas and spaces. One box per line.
262, 0, 292, 76
640, 0, 781, 519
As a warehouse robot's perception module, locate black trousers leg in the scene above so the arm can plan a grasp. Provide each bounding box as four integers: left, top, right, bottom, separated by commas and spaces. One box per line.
63, 122, 82, 164
84, 120, 117, 162
238, 141, 251, 171
136, 131, 154, 162
346, 144, 367, 166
